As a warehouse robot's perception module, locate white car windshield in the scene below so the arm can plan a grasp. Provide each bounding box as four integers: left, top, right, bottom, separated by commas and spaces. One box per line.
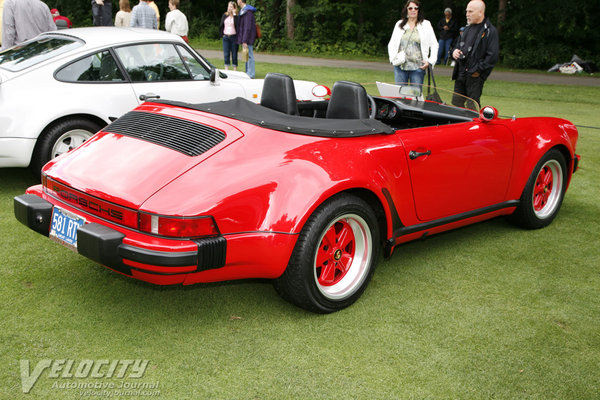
0, 36, 84, 72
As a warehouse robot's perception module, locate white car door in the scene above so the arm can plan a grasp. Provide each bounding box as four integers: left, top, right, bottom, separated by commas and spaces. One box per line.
113, 43, 248, 105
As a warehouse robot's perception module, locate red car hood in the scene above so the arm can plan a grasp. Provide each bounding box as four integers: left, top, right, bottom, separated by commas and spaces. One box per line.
42, 108, 244, 210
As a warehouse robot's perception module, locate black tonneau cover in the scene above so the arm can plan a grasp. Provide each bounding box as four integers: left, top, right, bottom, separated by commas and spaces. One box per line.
155, 97, 395, 137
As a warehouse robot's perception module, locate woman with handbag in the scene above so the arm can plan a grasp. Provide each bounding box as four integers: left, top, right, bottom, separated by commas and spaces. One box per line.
387, 0, 438, 87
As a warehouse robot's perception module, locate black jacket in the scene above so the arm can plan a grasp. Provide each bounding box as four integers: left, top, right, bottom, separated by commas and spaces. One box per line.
452, 18, 499, 81
437, 16, 459, 41
219, 13, 240, 37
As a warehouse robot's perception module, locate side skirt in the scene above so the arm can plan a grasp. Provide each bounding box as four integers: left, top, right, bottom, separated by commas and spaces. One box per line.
382, 199, 520, 257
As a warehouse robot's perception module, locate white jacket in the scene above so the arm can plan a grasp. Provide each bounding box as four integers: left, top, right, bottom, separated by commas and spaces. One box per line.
387, 19, 438, 66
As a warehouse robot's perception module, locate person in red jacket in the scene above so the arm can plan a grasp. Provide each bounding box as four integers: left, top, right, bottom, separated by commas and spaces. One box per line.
50, 8, 72, 29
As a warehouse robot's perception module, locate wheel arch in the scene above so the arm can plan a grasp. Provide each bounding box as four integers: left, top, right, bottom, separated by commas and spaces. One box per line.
37, 113, 108, 143
301, 187, 389, 252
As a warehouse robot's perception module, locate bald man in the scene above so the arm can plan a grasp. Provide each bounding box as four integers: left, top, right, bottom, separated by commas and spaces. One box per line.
451, 0, 499, 109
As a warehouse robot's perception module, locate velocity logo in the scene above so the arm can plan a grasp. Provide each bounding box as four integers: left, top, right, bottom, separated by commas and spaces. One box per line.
20, 359, 149, 393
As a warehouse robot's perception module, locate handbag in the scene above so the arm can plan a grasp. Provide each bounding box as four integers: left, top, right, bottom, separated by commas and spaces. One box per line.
255, 24, 262, 39
392, 51, 406, 66
425, 65, 443, 103
391, 26, 415, 67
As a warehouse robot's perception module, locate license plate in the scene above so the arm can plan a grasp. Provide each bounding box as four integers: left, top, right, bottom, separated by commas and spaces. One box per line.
49, 207, 85, 251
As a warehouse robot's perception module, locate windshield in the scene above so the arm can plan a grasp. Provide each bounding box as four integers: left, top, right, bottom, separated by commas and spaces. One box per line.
368, 81, 480, 112
0, 36, 84, 72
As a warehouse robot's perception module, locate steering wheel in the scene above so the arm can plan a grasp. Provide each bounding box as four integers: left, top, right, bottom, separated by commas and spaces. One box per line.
367, 94, 377, 119
144, 64, 164, 81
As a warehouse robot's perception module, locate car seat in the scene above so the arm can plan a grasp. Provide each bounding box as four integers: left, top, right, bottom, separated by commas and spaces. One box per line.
260, 72, 299, 115
326, 81, 370, 119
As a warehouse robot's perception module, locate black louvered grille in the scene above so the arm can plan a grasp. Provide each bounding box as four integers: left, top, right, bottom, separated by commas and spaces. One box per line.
104, 111, 226, 157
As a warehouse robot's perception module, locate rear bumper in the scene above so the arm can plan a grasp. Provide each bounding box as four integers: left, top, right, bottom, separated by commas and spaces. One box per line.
0, 138, 36, 167
14, 194, 227, 279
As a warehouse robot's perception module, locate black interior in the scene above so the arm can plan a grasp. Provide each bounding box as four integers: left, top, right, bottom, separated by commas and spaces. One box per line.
153, 78, 479, 137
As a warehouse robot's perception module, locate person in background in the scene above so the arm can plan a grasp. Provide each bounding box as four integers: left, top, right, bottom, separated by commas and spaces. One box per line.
1, 0, 56, 50
220, 1, 239, 71
436, 7, 458, 65
130, 0, 157, 29
115, 0, 132, 27
387, 0, 438, 87
0, 0, 5, 47
451, 0, 499, 109
92, 0, 112, 26
165, 0, 188, 43
148, 0, 159, 28
236, 0, 257, 78
50, 8, 72, 29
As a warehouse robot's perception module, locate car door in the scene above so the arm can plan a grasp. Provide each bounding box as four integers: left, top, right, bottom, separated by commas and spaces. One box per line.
113, 43, 247, 104
397, 121, 514, 221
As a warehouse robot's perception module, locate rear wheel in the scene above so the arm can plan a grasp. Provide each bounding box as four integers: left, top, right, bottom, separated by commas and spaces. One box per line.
274, 194, 380, 313
509, 149, 568, 229
31, 118, 102, 175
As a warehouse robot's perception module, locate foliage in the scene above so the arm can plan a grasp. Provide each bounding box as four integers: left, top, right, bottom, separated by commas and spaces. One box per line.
46, 0, 599, 69
499, 2, 600, 69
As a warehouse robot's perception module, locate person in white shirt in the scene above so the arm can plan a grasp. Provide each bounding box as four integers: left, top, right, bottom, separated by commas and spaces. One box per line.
165, 0, 188, 42
115, 0, 131, 27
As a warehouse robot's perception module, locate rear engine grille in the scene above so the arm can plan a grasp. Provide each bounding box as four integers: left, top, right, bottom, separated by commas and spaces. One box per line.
105, 111, 226, 156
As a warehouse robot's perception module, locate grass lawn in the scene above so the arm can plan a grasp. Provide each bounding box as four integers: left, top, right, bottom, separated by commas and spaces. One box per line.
1, 61, 599, 399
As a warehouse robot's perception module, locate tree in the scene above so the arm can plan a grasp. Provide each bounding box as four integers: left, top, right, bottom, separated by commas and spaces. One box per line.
286, 0, 296, 40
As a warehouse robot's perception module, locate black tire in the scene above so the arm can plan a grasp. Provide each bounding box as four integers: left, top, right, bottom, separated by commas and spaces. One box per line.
509, 149, 568, 229
30, 118, 102, 175
273, 194, 380, 313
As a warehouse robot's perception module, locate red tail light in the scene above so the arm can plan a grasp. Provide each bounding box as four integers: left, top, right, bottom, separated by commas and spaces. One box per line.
138, 213, 219, 238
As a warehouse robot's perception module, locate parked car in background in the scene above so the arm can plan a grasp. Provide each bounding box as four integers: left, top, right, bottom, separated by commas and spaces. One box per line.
0, 27, 325, 173
14, 76, 580, 313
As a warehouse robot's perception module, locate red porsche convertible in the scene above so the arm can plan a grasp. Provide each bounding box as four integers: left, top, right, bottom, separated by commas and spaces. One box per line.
14, 73, 580, 313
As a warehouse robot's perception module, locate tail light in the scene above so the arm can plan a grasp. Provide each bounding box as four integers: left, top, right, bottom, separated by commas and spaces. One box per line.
139, 213, 219, 238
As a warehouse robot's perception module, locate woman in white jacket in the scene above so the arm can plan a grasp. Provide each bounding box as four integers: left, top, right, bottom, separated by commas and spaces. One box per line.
387, 0, 438, 87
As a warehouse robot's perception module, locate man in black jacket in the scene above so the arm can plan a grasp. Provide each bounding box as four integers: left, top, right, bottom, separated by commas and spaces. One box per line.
451, 0, 499, 109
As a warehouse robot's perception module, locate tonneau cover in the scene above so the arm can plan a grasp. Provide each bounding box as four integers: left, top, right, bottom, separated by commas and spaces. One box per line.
155, 97, 395, 137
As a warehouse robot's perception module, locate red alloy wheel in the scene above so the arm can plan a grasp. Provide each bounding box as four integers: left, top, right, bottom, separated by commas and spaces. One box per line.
312, 213, 372, 300
316, 220, 356, 286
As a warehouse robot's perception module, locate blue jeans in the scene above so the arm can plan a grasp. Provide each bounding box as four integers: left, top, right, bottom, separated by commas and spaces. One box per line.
222, 36, 238, 67
437, 38, 453, 64
393, 67, 425, 87
245, 45, 255, 78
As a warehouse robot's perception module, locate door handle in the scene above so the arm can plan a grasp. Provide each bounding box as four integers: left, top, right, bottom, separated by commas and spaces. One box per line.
409, 150, 431, 160
139, 93, 160, 101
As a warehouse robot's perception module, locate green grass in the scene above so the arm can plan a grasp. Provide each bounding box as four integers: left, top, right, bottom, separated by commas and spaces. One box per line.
1, 62, 599, 399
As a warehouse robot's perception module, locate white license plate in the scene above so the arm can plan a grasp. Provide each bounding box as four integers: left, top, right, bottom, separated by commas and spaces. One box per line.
49, 207, 85, 250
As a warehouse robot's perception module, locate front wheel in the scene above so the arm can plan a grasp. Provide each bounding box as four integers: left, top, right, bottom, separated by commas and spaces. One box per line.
509, 149, 568, 229
30, 118, 102, 175
274, 194, 380, 313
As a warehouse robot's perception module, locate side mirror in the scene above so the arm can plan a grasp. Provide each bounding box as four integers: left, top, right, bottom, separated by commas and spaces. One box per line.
210, 67, 219, 85
479, 106, 498, 122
